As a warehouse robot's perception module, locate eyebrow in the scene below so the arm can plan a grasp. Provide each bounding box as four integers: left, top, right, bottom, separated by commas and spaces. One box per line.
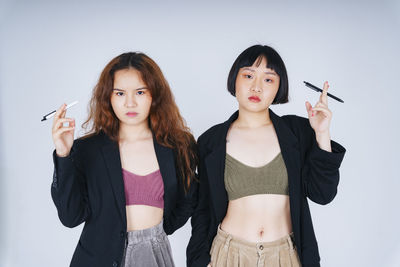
242, 67, 277, 75
113, 87, 148, 91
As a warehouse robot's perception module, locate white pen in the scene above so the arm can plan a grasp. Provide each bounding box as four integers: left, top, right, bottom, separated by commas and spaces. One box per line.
41, 101, 79, 121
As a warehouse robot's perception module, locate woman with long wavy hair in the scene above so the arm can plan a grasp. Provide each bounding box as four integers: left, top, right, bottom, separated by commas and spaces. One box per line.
50, 52, 197, 267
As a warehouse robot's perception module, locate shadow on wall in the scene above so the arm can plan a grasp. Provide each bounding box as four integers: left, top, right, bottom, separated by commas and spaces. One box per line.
0, 1, 9, 261
0, 87, 5, 264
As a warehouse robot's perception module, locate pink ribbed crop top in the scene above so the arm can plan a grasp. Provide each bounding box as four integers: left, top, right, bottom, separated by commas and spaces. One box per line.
122, 168, 164, 209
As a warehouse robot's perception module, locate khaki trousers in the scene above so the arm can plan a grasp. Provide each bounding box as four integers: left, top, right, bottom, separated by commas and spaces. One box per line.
210, 225, 301, 267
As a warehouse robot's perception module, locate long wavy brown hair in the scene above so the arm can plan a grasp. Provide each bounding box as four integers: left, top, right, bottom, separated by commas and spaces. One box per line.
82, 52, 197, 191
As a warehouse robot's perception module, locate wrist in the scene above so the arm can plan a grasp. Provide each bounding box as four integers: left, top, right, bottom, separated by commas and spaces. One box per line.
315, 129, 330, 136
56, 150, 70, 158
315, 132, 332, 152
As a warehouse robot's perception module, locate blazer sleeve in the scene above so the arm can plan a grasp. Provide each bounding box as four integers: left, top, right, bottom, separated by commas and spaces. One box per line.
50, 140, 91, 228
294, 116, 346, 205
186, 137, 212, 267
163, 173, 199, 235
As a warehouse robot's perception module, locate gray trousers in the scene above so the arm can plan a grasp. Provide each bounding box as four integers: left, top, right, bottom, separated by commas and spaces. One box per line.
121, 220, 175, 267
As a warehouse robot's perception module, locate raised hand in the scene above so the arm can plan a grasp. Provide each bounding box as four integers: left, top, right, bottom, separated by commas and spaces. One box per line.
305, 81, 332, 135
52, 103, 75, 157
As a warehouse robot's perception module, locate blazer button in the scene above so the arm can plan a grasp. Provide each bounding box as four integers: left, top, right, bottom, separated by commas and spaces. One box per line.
120, 231, 125, 238
112, 261, 118, 267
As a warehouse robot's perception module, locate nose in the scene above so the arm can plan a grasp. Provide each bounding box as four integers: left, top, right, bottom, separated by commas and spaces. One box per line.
124, 94, 137, 108
250, 77, 263, 93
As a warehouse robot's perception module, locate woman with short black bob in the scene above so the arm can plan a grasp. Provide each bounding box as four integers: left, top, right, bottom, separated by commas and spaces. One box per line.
187, 45, 346, 267
51, 52, 197, 267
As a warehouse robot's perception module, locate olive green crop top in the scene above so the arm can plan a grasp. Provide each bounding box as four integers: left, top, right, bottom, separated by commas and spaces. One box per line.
224, 152, 289, 201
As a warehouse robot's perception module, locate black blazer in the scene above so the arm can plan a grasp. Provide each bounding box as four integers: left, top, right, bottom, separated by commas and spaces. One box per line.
186, 109, 346, 267
51, 131, 197, 267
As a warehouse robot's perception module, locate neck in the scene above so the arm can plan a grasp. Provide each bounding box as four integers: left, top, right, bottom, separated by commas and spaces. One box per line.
235, 107, 272, 128
118, 121, 152, 143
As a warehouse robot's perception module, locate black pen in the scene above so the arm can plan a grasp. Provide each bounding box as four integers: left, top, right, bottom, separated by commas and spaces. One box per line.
41, 101, 79, 121
303, 81, 344, 103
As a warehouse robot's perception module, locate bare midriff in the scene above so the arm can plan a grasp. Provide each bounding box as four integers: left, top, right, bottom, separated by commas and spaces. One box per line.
126, 205, 164, 231
220, 194, 292, 242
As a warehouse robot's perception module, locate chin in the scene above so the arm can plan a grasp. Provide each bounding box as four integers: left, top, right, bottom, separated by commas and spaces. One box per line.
241, 104, 269, 113
121, 118, 146, 126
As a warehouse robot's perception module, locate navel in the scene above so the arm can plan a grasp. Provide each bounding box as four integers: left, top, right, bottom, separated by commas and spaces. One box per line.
258, 227, 265, 237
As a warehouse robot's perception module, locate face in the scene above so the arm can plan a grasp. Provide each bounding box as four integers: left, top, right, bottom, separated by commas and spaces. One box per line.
235, 56, 280, 112
110, 68, 152, 127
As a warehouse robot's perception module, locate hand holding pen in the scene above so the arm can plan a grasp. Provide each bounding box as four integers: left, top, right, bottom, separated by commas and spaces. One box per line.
52, 103, 75, 157
305, 81, 333, 152
42, 100, 78, 121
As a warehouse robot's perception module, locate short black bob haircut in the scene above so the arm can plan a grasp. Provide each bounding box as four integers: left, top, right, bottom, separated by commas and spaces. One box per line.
227, 45, 289, 104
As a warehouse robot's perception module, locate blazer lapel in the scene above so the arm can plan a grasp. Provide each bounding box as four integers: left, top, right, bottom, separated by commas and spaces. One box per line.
205, 112, 237, 222
270, 110, 302, 233
101, 134, 126, 226
205, 144, 228, 222
153, 138, 177, 215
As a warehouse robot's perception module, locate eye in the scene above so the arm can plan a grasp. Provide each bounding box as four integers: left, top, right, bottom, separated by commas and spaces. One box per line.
244, 74, 252, 79
136, 90, 145, 95
265, 78, 273, 83
116, 91, 124, 96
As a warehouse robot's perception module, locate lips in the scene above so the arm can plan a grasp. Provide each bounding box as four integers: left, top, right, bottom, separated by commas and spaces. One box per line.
248, 96, 261, 103
126, 112, 138, 117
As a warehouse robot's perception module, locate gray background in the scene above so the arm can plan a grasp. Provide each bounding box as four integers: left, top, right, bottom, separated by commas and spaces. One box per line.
1, 0, 399, 266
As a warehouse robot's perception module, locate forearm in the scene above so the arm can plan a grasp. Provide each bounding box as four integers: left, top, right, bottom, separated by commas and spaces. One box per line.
187, 175, 211, 266
164, 182, 198, 234
51, 150, 90, 227
303, 139, 346, 204
187, 208, 211, 267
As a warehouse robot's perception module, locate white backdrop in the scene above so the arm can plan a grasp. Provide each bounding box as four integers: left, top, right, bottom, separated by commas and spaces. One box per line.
1, 0, 399, 266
